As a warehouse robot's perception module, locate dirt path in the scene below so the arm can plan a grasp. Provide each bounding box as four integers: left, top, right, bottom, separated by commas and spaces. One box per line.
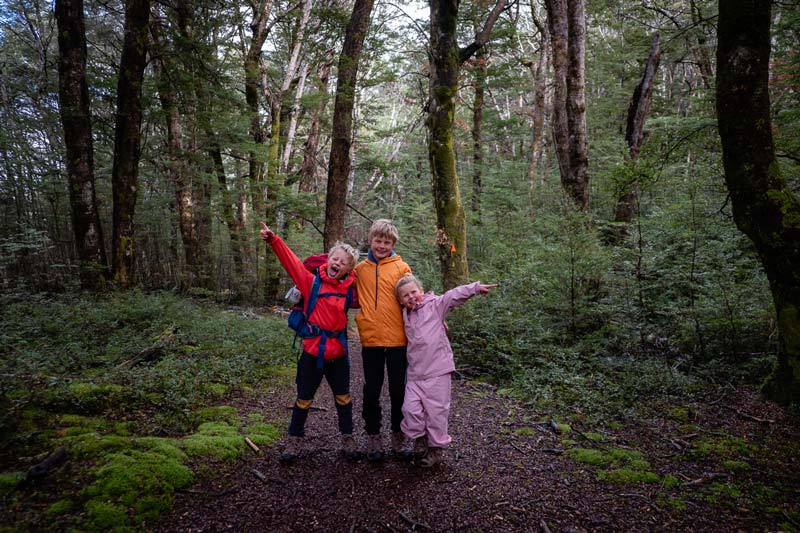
156, 339, 798, 532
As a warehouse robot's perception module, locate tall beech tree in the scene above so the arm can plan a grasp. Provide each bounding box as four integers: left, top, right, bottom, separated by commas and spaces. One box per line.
323, 0, 375, 250
525, 6, 548, 212
110, 0, 150, 287
544, 0, 588, 210
427, 0, 507, 289
54, 0, 109, 289
716, 0, 800, 404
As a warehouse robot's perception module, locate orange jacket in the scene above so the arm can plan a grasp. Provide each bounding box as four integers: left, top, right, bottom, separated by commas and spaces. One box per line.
354, 253, 411, 347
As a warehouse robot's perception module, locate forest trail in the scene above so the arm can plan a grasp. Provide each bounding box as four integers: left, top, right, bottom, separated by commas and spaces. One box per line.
156, 337, 797, 532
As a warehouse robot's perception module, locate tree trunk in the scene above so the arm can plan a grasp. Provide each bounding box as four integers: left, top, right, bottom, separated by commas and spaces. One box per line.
110, 0, 150, 288
613, 33, 660, 225
209, 144, 244, 285
299, 51, 335, 194
716, 0, 800, 405
427, 0, 507, 289
526, 8, 547, 214
54, 0, 109, 289
471, 45, 485, 224
545, 0, 588, 210
323, 0, 375, 250
245, 0, 274, 219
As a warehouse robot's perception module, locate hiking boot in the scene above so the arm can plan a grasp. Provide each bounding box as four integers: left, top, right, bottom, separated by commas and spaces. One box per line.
341, 435, 362, 461
279, 436, 302, 464
413, 436, 428, 460
391, 432, 413, 461
366, 433, 385, 462
419, 446, 443, 468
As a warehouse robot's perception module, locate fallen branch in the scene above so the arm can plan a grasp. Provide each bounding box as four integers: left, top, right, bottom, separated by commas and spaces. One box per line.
540, 519, 552, 533
541, 448, 564, 455
25, 448, 67, 482
180, 487, 235, 497
510, 442, 528, 455
251, 468, 267, 482
733, 409, 775, 424
399, 511, 430, 531
118, 326, 177, 368
683, 473, 728, 487
244, 437, 260, 453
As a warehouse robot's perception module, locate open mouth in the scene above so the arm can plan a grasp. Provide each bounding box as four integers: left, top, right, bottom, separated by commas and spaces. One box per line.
329, 265, 341, 277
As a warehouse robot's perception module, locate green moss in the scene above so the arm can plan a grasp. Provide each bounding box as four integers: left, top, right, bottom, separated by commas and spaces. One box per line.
656, 494, 687, 511
661, 475, 680, 489
46, 498, 74, 515
722, 460, 751, 473
0, 471, 24, 493
598, 468, 660, 484
196, 405, 239, 425
583, 432, 605, 442
180, 422, 245, 460
667, 406, 690, 422
64, 432, 130, 458
85, 448, 193, 528
513, 428, 536, 436
66, 382, 127, 412
246, 412, 264, 424
566, 448, 613, 466
609, 448, 644, 462
205, 383, 228, 398
694, 436, 757, 458
84, 499, 132, 531
244, 422, 280, 446
556, 423, 572, 434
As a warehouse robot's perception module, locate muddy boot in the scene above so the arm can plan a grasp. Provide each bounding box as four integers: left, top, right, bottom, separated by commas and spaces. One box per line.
366, 434, 385, 463
412, 436, 428, 461
341, 434, 362, 461
392, 432, 413, 461
419, 446, 443, 468
280, 435, 302, 464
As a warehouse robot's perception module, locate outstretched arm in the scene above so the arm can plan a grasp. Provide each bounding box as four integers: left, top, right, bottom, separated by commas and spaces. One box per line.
436, 281, 497, 317
259, 221, 312, 294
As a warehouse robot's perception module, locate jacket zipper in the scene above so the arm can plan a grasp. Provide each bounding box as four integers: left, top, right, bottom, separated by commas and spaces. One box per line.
374, 262, 379, 310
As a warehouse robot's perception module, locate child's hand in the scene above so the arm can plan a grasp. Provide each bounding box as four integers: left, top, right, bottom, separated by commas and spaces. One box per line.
478, 283, 497, 295
259, 221, 275, 242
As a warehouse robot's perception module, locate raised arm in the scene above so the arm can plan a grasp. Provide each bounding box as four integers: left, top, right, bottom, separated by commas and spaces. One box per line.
434, 281, 497, 318
260, 221, 313, 295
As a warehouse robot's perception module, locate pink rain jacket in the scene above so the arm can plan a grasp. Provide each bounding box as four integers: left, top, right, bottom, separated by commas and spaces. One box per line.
403, 282, 482, 381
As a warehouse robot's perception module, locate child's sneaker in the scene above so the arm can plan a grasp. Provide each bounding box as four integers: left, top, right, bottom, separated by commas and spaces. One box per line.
419, 446, 443, 468
413, 436, 428, 460
341, 435, 362, 461
366, 434, 385, 462
280, 436, 302, 464
391, 432, 413, 461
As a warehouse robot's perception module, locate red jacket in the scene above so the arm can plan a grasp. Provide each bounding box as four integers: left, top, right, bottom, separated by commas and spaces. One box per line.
268, 235, 356, 360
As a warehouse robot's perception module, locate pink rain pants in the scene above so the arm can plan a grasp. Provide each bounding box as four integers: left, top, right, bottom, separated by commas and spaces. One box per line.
400, 373, 452, 447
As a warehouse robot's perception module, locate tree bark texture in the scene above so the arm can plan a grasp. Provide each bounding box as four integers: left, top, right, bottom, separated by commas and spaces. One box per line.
55, 0, 109, 289
110, 0, 150, 288
471, 46, 485, 223
545, 0, 589, 210
299, 51, 334, 194
526, 8, 547, 213
428, 0, 507, 289
245, 0, 274, 218
323, 0, 375, 251
614, 33, 660, 225
716, 0, 800, 405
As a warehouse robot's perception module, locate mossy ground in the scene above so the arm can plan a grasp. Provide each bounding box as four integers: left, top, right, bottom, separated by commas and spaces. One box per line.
0, 291, 293, 531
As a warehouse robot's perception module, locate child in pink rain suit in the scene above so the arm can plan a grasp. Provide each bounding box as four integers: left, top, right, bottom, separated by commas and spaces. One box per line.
395, 274, 496, 467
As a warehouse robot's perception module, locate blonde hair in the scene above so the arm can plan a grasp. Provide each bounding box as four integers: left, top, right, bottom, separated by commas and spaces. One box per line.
328, 241, 359, 268
368, 218, 399, 244
395, 273, 424, 300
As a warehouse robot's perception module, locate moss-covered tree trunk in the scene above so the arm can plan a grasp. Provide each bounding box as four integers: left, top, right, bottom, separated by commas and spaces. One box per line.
716, 0, 800, 405
324, 0, 375, 250
428, 0, 507, 290
110, 0, 150, 288
55, 0, 109, 290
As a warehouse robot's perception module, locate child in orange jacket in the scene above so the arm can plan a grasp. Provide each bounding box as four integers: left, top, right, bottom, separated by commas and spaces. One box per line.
353, 219, 413, 461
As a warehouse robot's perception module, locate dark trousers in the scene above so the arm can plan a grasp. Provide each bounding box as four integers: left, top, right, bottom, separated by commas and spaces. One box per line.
361, 346, 408, 435
288, 351, 353, 437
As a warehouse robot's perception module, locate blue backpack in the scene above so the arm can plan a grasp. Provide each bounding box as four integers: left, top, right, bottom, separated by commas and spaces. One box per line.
288, 268, 354, 370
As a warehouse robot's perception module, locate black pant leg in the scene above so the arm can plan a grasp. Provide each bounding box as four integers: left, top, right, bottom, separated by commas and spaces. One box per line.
385, 346, 408, 433
325, 356, 354, 435
288, 352, 325, 436
361, 346, 386, 435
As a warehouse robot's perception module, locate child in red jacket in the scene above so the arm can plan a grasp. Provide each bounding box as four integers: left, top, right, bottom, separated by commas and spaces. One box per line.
260, 222, 361, 464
